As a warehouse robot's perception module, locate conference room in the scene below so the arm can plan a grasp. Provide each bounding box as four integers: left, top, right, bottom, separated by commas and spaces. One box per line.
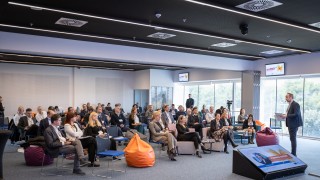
0, 0, 320, 179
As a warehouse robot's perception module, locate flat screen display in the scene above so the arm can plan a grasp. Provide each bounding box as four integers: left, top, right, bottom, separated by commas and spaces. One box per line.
266, 63, 285, 76
179, 73, 189, 82
238, 145, 307, 173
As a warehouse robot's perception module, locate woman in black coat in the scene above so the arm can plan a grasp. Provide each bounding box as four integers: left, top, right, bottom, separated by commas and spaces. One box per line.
176, 115, 208, 158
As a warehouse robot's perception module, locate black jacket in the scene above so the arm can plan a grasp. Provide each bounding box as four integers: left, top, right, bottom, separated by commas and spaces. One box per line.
185, 98, 194, 109
110, 112, 126, 127
242, 120, 257, 130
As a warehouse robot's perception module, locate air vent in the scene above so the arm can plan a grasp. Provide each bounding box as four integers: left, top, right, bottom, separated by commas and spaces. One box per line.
55, 17, 88, 27
261, 50, 283, 54
211, 42, 237, 48
236, 0, 282, 12
147, 32, 176, 39
309, 22, 320, 29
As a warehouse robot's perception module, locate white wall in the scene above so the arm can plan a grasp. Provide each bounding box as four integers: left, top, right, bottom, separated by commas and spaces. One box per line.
254, 52, 320, 77
173, 68, 242, 82
0, 63, 134, 117
150, 69, 174, 87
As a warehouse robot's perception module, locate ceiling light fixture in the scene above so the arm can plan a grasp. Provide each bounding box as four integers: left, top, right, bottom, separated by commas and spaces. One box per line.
184, 0, 320, 34
7, 2, 310, 54
0, 23, 263, 59
211, 42, 237, 47
260, 50, 283, 54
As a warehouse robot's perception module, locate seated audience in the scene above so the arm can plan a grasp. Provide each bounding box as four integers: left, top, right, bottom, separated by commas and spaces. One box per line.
105, 102, 112, 113
64, 112, 99, 167
185, 108, 192, 120
161, 104, 176, 127
170, 104, 178, 120
205, 106, 215, 125
238, 108, 246, 123
44, 114, 86, 175
38, 110, 55, 136
129, 107, 145, 134
84, 112, 117, 151
209, 113, 238, 154
35, 106, 47, 125
11, 106, 25, 144
97, 106, 109, 127
149, 111, 177, 161
82, 106, 94, 126
145, 105, 154, 121
110, 104, 129, 132
187, 107, 204, 139
176, 105, 186, 119
176, 115, 209, 158
80, 104, 88, 119
17, 108, 38, 139
242, 114, 256, 144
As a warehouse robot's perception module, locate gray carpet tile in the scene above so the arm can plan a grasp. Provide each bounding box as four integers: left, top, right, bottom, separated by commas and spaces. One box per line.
2, 136, 320, 180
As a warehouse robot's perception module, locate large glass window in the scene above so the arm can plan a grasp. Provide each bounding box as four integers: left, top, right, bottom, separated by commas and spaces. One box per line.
303, 77, 320, 138
198, 84, 214, 110
276, 78, 304, 135
215, 83, 233, 110
260, 79, 276, 124
234, 82, 242, 113
260, 75, 320, 138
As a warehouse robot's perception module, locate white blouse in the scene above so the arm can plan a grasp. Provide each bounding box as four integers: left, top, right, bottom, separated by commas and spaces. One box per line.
64, 123, 83, 141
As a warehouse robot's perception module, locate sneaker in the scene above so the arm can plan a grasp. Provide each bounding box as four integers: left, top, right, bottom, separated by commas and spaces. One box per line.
88, 162, 100, 167
73, 169, 86, 175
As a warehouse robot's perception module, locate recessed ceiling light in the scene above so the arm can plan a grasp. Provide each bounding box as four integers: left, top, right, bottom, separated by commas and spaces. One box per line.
211, 42, 237, 47
286, 39, 292, 43
261, 50, 283, 54
7, 2, 311, 54
236, 0, 282, 12
147, 32, 176, 39
309, 22, 320, 29
55, 17, 87, 27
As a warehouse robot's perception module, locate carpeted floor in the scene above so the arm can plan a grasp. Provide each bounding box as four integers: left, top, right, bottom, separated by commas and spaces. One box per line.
2, 136, 320, 180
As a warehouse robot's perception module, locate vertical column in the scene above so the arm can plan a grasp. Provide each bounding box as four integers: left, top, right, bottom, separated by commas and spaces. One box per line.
241, 71, 261, 119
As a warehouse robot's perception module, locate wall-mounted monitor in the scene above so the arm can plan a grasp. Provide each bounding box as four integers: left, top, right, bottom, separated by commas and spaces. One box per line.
266, 62, 285, 76
179, 73, 189, 82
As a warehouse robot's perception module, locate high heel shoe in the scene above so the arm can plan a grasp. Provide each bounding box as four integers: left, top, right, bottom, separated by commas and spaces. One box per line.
196, 151, 202, 158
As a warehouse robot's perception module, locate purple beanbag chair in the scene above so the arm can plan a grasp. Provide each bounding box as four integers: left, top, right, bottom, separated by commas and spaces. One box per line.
24, 145, 53, 166
256, 127, 279, 147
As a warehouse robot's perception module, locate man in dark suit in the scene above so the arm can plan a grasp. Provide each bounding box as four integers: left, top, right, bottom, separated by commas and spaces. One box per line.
110, 105, 129, 132
281, 93, 303, 156
185, 94, 194, 109
38, 110, 55, 136
17, 108, 37, 139
97, 106, 109, 127
44, 114, 86, 175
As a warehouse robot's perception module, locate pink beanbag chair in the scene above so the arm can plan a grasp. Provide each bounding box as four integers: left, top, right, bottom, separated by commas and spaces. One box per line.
256, 127, 279, 147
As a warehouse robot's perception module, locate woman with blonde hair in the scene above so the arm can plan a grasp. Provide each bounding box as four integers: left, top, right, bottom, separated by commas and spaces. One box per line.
149, 111, 177, 161
84, 112, 117, 151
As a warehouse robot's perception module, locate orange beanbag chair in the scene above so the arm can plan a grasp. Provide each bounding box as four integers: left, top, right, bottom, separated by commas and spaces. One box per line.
255, 120, 266, 130
124, 134, 155, 167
